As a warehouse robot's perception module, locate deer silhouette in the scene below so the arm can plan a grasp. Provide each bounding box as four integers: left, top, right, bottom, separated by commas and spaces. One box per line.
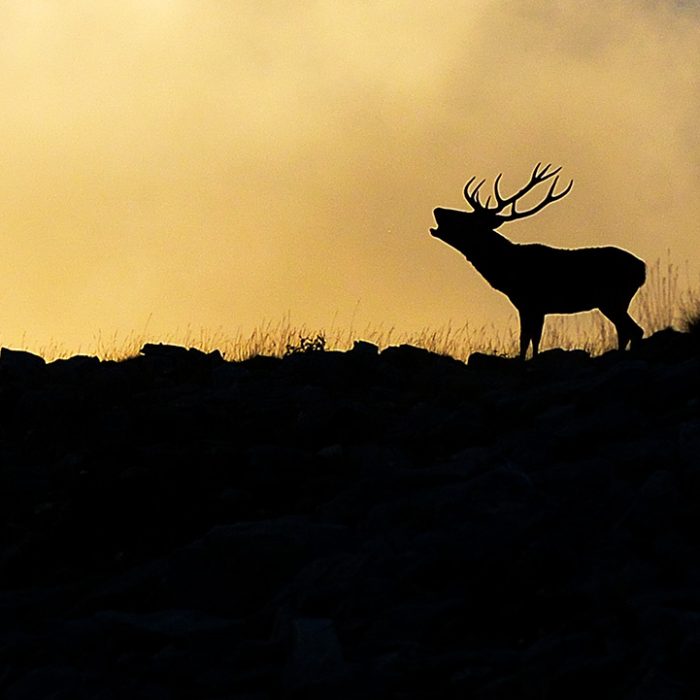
430, 163, 646, 359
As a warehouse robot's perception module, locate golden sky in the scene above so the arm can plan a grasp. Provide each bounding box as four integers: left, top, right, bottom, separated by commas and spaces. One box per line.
1, 1, 699, 354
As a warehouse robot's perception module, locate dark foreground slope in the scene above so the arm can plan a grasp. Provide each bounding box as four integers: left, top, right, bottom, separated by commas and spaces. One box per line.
2, 331, 700, 699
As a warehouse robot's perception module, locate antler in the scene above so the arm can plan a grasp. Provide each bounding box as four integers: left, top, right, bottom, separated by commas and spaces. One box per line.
464, 177, 485, 211
463, 163, 573, 221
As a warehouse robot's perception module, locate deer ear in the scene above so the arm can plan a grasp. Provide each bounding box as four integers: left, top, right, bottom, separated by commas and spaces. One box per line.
491, 215, 507, 229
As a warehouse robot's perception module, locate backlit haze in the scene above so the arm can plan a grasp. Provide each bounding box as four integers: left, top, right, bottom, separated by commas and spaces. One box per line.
1, 1, 699, 356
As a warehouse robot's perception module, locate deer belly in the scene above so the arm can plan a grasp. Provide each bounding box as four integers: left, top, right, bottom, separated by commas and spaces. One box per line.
511, 275, 621, 314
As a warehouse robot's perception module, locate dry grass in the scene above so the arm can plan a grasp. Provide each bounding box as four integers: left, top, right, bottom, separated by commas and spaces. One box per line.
679, 288, 700, 336
226, 254, 697, 361
18, 255, 700, 362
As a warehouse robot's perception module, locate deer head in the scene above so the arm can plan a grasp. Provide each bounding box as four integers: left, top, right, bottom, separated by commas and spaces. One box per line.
430, 163, 574, 247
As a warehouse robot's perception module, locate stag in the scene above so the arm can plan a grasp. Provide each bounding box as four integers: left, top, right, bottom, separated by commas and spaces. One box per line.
430, 163, 646, 359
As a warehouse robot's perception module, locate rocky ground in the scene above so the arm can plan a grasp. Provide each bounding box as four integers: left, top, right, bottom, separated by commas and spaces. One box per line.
1, 329, 700, 699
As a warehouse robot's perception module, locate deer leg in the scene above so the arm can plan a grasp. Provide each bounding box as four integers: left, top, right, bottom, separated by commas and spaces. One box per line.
625, 309, 644, 348
518, 310, 544, 360
517, 310, 531, 360
601, 306, 643, 350
600, 307, 628, 349
531, 313, 545, 357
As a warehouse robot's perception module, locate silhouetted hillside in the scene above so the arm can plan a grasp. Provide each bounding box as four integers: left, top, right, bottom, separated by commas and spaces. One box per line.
2, 330, 700, 699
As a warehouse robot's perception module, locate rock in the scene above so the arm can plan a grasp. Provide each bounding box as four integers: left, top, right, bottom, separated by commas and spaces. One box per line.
351, 340, 379, 356
381, 344, 438, 365
530, 347, 590, 371
1, 335, 700, 697
283, 618, 351, 694
467, 351, 517, 371
47, 355, 101, 382
615, 470, 680, 537
0, 347, 46, 382
139, 343, 224, 377
4, 665, 100, 700
631, 327, 696, 362
157, 519, 351, 614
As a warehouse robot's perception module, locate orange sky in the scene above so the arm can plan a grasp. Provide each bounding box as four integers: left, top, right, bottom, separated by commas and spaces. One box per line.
0, 1, 698, 355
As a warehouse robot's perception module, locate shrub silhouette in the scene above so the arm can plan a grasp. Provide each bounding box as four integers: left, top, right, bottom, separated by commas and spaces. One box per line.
284, 334, 326, 356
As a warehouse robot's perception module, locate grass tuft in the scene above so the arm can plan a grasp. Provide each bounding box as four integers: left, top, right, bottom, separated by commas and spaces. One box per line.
10, 255, 700, 363
679, 290, 700, 336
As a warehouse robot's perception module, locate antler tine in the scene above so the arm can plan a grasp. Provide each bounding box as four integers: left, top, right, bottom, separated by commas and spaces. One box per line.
463, 176, 477, 202
489, 163, 573, 222
493, 163, 552, 211
535, 163, 562, 181
493, 173, 505, 207
473, 180, 485, 205
464, 177, 488, 210
543, 176, 574, 203
464, 175, 477, 193
506, 175, 574, 221
465, 168, 569, 215
552, 176, 574, 199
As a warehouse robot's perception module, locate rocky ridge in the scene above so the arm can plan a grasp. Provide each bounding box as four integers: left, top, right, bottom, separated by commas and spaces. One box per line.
1, 330, 700, 699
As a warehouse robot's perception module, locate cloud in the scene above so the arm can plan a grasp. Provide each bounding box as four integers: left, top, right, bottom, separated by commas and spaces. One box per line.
0, 1, 697, 353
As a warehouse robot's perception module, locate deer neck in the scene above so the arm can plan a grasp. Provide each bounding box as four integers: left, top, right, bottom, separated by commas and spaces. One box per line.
462, 227, 514, 264
460, 228, 519, 291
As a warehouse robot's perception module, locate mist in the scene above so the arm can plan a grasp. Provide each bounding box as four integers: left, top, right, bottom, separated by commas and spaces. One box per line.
0, 0, 698, 354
